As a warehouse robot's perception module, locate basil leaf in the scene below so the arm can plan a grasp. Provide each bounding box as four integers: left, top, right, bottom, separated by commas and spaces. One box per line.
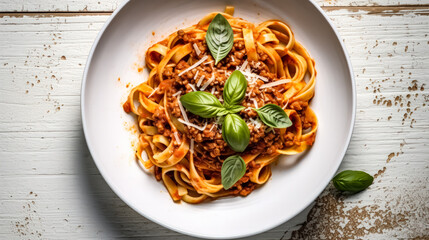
333, 170, 374, 193
223, 70, 248, 107
255, 104, 292, 128
180, 91, 228, 118
221, 155, 246, 190
206, 13, 234, 64
225, 105, 245, 114
222, 114, 250, 152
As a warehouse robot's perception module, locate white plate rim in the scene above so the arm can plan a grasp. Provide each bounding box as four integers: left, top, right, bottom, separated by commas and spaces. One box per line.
80, 0, 356, 238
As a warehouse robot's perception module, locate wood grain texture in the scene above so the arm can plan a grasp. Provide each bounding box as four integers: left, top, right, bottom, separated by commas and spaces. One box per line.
0, 0, 427, 12
0, 2, 428, 240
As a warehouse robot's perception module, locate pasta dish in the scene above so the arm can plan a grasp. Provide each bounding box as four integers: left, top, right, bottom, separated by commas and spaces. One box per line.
123, 6, 318, 203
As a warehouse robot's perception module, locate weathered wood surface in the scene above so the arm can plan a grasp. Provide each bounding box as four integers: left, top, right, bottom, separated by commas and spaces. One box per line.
0, 1, 428, 239
0, 0, 427, 12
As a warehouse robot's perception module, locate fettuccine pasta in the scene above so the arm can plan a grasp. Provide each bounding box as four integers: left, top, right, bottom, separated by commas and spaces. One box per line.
123, 7, 318, 203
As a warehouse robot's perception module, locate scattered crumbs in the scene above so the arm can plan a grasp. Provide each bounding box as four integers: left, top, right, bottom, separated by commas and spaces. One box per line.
374, 167, 387, 179
61, 56, 66, 60
13, 195, 43, 238
393, 42, 397, 46
386, 152, 395, 163
126, 83, 130, 88
117, 77, 121, 82
386, 100, 392, 107
288, 183, 426, 239
371, 80, 423, 127
138, 67, 143, 73
152, 31, 155, 36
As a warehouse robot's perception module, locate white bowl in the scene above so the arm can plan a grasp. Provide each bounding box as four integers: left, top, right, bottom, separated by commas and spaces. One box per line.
81, 0, 355, 238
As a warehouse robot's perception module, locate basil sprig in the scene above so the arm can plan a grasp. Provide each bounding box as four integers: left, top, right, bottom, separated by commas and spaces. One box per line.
221, 155, 246, 190
222, 114, 250, 152
223, 70, 247, 108
180, 91, 228, 118
180, 69, 292, 153
254, 104, 292, 128
225, 105, 245, 114
333, 170, 374, 193
206, 13, 234, 64
180, 71, 250, 152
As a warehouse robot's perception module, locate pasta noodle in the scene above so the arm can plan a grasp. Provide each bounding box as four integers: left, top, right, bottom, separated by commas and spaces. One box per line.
123, 7, 318, 203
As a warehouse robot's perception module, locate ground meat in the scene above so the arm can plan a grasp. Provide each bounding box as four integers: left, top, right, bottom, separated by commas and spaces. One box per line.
231, 172, 257, 196
152, 107, 171, 137
290, 101, 312, 129
146, 34, 310, 196
290, 101, 308, 111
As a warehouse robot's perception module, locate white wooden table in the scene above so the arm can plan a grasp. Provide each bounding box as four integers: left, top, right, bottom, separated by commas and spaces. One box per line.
1, 1, 428, 239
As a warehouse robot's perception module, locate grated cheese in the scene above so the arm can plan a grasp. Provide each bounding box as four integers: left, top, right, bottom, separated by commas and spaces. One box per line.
200, 74, 214, 90
193, 70, 199, 80
282, 99, 290, 109
210, 88, 215, 94
255, 119, 262, 129
260, 79, 291, 89
240, 60, 248, 71
190, 139, 194, 154
193, 43, 201, 56
147, 87, 158, 98
257, 75, 269, 82
196, 75, 205, 87
178, 118, 207, 131
231, 56, 235, 62
204, 60, 214, 65
173, 132, 181, 144
209, 123, 217, 131
178, 97, 189, 122
189, 83, 197, 92
172, 90, 182, 97
252, 99, 258, 108
178, 55, 208, 76
246, 89, 253, 98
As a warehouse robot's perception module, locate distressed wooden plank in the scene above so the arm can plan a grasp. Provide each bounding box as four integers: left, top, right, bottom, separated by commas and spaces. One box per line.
0, 0, 427, 12
0, 7, 428, 240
